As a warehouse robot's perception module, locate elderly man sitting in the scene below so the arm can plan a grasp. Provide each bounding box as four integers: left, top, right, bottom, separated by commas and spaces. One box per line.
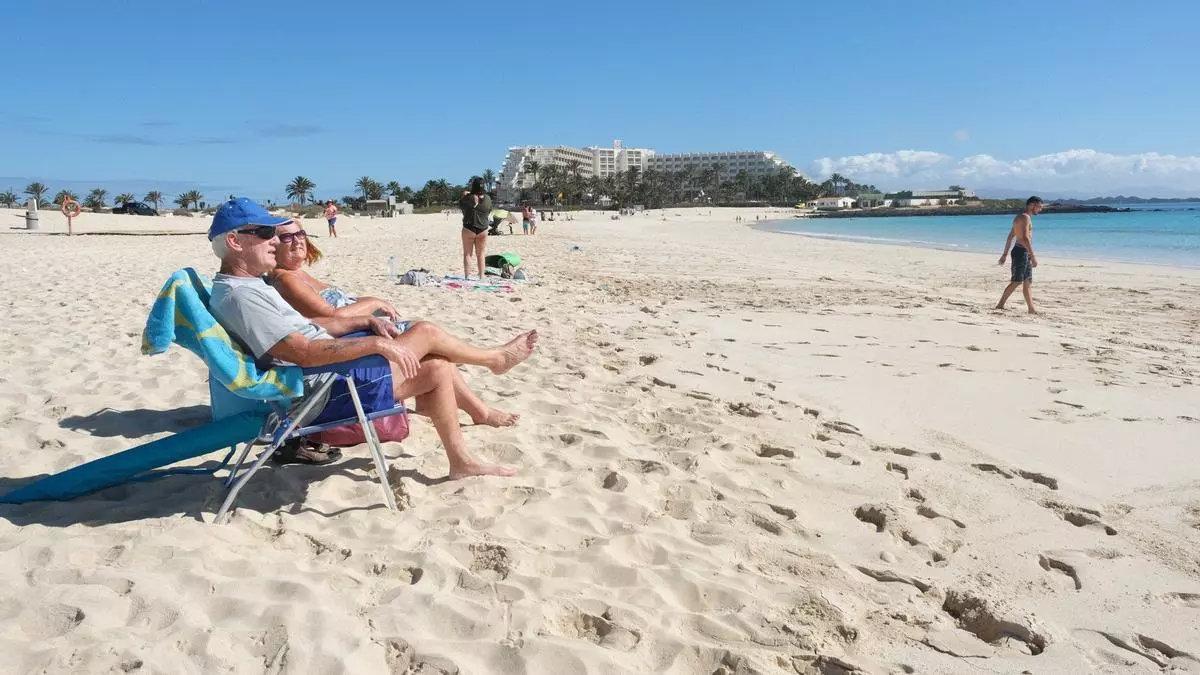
207, 198, 537, 479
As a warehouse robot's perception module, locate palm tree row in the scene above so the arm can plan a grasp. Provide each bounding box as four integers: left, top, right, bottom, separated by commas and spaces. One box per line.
513, 163, 832, 208
4, 182, 182, 212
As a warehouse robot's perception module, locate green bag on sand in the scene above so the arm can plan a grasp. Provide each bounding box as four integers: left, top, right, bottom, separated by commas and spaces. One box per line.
485, 252, 521, 268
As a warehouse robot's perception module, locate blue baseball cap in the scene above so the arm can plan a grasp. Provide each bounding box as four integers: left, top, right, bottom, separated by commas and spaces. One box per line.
207, 197, 293, 240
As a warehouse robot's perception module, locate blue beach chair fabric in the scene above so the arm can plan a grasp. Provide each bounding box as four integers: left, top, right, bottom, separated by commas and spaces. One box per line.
0, 268, 408, 523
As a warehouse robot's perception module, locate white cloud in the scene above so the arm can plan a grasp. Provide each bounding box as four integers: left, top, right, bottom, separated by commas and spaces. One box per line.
810, 148, 1200, 196
813, 150, 951, 178
953, 129, 970, 142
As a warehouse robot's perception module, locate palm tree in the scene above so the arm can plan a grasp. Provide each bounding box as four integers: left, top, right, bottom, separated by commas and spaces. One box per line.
184, 190, 204, 210
387, 181, 415, 203
24, 182, 48, 204
52, 189, 79, 205
709, 163, 726, 202
482, 169, 496, 192
285, 176, 316, 205
355, 176, 383, 200
84, 188, 108, 211
432, 179, 450, 205
115, 192, 135, 205
174, 190, 203, 211
524, 160, 541, 191
144, 190, 164, 210
0, 189, 17, 207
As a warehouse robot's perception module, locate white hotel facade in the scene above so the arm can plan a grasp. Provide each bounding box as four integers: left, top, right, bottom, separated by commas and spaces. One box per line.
496, 140, 795, 202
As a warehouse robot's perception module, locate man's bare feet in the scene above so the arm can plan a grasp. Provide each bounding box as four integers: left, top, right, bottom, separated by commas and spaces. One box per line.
471, 407, 519, 427
448, 460, 518, 480
994, 304, 1006, 310
490, 330, 539, 375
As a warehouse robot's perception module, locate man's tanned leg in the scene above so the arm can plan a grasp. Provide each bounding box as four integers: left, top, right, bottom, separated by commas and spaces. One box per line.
1021, 281, 1036, 314
996, 281, 1021, 309
392, 359, 516, 479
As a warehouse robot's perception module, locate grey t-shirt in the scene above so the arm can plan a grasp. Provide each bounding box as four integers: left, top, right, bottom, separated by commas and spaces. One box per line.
210, 273, 331, 366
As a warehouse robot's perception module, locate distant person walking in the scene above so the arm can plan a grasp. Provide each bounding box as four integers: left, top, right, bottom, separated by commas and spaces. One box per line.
458, 177, 491, 279
996, 196, 1044, 314
521, 204, 533, 235
323, 200, 339, 238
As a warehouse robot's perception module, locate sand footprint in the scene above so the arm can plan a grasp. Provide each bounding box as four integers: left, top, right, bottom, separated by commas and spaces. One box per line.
872, 445, 942, 461
1041, 500, 1117, 535
1038, 553, 1082, 590
941, 589, 1047, 656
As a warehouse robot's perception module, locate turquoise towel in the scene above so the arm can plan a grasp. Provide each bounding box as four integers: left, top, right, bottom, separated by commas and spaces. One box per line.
141, 269, 303, 401
0, 411, 263, 504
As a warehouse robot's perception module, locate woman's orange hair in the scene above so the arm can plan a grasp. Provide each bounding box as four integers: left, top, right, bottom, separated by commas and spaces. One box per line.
305, 237, 323, 265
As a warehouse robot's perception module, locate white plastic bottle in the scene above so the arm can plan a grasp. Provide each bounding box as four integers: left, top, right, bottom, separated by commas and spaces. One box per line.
388, 255, 398, 281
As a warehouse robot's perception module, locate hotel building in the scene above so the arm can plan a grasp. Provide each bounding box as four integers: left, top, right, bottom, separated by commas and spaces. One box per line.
496, 140, 795, 201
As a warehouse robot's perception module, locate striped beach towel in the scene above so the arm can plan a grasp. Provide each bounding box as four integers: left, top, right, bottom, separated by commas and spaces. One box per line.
141, 269, 303, 401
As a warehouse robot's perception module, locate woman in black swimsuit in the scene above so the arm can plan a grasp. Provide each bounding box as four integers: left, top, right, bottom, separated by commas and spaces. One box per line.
459, 177, 491, 279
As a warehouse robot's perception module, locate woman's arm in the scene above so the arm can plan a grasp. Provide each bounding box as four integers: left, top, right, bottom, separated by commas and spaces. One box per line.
274, 273, 400, 320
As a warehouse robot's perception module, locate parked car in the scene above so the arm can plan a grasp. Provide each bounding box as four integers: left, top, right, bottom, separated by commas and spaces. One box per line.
112, 201, 159, 216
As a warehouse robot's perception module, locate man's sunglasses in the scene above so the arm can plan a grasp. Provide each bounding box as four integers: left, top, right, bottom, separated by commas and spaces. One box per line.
278, 230, 308, 245
235, 225, 278, 240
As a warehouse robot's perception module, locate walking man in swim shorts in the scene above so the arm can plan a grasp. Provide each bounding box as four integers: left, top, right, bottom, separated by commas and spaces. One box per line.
323, 200, 339, 238
996, 196, 1044, 314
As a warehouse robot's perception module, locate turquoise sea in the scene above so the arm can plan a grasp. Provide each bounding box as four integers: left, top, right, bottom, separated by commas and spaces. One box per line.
761, 202, 1200, 268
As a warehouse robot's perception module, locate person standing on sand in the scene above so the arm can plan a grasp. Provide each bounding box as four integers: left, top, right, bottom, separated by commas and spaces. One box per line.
323, 200, 339, 238
996, 196, 1044, 314
458, 177, 491, 279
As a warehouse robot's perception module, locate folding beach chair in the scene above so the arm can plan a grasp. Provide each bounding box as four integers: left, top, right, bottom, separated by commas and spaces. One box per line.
183, 267, 410, 523
0, 268, 408, 524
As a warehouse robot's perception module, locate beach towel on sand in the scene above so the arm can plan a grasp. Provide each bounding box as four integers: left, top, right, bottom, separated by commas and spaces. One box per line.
141, 269, 303, 401
440, 275, 515, 292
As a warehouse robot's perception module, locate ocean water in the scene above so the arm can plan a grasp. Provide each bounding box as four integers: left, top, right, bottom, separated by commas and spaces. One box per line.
761, 201, 1200, 268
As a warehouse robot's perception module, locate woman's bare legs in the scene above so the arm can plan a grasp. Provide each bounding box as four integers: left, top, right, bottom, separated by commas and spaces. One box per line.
460, 228, 475, 278
392, 358, 516, 479
415, 357, 518, 427
474, 231, 487, 280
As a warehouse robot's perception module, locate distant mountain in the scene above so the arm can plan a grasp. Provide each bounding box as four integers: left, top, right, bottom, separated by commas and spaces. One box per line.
976, 186, 1200, 202
1056, 196, 1200, 205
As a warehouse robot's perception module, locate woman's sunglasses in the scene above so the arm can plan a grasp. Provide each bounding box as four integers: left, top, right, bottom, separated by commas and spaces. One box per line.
278, 230, 308, 245
235, 225, 279, 240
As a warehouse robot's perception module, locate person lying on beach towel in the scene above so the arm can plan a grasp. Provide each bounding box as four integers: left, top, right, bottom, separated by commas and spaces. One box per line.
265, 219, 534, 431
209, 199, 538, 479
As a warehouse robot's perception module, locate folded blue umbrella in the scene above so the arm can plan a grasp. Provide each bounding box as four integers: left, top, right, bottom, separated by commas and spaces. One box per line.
0, 411, 263, 504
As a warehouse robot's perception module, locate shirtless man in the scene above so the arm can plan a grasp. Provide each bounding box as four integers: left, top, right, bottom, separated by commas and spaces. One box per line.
996, 196, 1043, 314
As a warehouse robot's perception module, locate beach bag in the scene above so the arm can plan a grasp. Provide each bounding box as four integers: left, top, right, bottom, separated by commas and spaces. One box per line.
400, 269, 436, 286
485, 253, 522, 279
314, 414, 409, 447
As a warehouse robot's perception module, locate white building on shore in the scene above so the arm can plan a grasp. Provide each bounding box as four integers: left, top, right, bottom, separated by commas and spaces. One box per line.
814, 196, 856, 209
497, 140, 795, 202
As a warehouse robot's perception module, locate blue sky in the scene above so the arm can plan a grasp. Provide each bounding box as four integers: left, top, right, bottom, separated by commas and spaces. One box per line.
3, 0, 1200, 201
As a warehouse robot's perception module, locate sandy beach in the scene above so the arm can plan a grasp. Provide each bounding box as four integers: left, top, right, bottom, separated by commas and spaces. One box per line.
0, 206, 1197, 673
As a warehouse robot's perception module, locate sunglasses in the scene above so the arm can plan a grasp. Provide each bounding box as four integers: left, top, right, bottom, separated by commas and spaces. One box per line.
278, 230, 308, 245
235, 225, 278, 240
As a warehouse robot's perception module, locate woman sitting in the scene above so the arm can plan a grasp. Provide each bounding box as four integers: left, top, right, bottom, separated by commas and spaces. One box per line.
266, 221, 531, 429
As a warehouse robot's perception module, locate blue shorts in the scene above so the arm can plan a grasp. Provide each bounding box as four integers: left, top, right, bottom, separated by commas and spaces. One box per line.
309, 321, 411, 424
328, 217, 337, 227
311, 365, 395, 425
